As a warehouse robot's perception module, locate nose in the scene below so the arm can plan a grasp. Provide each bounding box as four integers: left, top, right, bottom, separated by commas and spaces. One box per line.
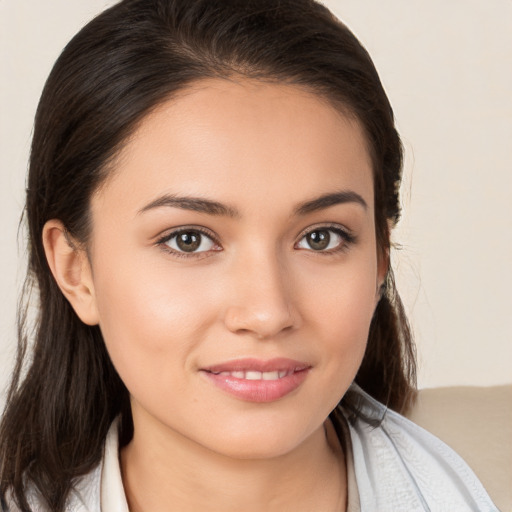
223, 250, 300, 340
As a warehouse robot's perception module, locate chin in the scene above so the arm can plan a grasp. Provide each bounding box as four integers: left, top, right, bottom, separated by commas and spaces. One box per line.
212, 435, 304, 461
198, 416, 323, 461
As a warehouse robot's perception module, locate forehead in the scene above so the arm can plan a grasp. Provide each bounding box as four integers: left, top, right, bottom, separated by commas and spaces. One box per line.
95, 78, 374, 217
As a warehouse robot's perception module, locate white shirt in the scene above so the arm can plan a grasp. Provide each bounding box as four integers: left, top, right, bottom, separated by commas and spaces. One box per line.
21, 384, 499, 512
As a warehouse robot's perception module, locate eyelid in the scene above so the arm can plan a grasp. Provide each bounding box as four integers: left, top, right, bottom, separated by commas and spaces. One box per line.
296, 222, 354, 241
155, 224, 218, 242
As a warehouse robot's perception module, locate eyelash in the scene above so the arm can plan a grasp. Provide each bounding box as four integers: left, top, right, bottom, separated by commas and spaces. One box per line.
156, 224, 356, 259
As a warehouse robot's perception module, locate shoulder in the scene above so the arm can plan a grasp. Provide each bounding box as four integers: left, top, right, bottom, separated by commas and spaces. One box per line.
334, 384, 499, 512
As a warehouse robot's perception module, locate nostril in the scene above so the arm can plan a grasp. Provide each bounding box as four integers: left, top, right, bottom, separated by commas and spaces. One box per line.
223, 302, 297, 339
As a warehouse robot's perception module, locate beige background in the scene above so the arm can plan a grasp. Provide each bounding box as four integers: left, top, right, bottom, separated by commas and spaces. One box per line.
1, 1, 511, 409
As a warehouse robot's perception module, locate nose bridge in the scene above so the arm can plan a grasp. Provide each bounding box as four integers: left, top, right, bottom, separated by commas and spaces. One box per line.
223, 243, 298, 338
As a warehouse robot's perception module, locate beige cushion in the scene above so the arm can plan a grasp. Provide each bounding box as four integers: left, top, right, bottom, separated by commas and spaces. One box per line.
407, 385, 512, 512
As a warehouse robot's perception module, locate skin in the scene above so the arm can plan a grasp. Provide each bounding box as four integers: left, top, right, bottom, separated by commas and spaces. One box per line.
44, 78, 386, 511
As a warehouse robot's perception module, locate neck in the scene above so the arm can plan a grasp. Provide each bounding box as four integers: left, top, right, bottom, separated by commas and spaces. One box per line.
121, 413, 346, 512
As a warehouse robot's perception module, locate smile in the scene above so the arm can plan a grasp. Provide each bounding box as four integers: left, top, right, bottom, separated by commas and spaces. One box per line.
201, 358, 311, 403
210, 370, 293, 380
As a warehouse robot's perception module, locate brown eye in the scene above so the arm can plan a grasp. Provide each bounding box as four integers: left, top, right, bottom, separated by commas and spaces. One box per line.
296, 227, 348, 252
306, 230, 330, 250
176, 232, 201, 252
165, 230, 216, 253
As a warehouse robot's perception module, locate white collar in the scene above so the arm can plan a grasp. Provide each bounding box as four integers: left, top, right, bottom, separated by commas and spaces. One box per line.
100, 420, 129, 512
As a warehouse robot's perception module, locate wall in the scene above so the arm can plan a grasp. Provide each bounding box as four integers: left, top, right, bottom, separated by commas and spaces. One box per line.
1, 1, 511, 409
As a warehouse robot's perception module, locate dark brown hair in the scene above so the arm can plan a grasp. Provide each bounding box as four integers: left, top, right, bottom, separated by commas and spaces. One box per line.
0, 0, 415, 509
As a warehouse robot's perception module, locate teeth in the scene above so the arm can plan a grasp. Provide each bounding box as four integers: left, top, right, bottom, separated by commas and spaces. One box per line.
215, 370, 291, 380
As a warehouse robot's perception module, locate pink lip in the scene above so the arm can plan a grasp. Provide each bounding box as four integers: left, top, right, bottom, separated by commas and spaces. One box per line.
200, 358, 311, 403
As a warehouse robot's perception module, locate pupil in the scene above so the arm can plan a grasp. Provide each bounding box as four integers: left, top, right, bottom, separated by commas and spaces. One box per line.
177, 232, 201, 252
308, 230, 330, 250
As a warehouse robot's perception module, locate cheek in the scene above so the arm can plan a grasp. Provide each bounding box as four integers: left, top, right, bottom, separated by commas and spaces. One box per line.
297, 252, 378, 364
300, 249, 378, 322
90, 251, 220, 389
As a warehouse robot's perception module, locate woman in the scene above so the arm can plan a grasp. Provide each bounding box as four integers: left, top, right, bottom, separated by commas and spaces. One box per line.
0, 0, 498, 510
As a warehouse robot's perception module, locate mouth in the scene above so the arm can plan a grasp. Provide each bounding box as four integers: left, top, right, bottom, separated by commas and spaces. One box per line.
208, 369, 295, 380
200, 358, 311, 403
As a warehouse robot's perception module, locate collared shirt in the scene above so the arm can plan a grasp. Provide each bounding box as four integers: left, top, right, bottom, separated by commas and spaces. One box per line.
17, 384, 499, 511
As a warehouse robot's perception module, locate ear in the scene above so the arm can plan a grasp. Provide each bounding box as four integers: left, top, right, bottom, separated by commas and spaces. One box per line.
42, 220, 100, 325
375, 245, 389, 305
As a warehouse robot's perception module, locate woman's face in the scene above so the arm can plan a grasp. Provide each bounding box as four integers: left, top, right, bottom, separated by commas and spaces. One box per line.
87, 79, 384, 458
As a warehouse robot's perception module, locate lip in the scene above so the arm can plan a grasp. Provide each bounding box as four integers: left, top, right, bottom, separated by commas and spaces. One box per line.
200, 358, 311, 403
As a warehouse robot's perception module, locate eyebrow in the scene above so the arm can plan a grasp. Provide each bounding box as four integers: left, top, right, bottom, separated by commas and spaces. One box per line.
138, 194, 240, 218
138, 190, 367, 218
293, 191, 367, 215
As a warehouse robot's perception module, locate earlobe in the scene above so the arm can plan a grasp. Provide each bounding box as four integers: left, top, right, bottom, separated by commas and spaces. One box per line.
42, 220, 100, 326
375, 246, 390, 305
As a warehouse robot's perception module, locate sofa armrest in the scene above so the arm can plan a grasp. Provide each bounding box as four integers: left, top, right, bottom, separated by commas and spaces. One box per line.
407, 385, 512, 512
